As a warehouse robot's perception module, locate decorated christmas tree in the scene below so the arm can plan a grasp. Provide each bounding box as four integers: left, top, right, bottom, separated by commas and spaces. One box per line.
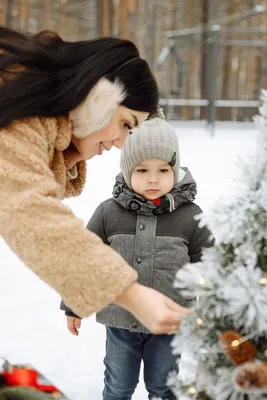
168, 90, 267, 400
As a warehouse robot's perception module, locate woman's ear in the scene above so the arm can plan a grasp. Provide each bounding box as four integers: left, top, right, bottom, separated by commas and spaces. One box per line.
69, 78, 126, 139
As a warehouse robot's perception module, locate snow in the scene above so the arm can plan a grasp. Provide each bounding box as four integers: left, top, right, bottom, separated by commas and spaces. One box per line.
0, 121, 259, 399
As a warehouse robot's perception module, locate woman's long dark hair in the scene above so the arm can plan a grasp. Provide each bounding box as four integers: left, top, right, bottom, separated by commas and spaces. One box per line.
0, 27, 158, 128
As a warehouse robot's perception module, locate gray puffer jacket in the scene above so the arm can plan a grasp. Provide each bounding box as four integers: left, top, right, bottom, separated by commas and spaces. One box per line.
61, 167, 214, 333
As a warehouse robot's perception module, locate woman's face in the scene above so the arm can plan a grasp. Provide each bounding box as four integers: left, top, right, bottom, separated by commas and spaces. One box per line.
72, 106, 149, 160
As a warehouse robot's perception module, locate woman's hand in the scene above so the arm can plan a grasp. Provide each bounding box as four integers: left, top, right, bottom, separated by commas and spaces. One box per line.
115, 282, 191, 334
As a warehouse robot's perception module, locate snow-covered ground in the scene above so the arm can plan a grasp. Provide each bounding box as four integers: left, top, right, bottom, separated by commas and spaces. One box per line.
0, 121, 260, 399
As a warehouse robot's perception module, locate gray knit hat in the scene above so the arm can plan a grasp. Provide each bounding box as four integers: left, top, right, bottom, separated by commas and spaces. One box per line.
120, 117, 180, 189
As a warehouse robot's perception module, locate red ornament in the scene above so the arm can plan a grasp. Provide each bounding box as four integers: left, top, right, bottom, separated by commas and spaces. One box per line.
1, 359, 58, 393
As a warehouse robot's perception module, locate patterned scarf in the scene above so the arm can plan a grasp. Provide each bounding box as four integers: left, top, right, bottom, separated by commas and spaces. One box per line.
112, 168, 197, 216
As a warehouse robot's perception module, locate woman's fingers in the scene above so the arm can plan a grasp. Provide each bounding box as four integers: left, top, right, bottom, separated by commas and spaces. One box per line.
116, 283, 191, 335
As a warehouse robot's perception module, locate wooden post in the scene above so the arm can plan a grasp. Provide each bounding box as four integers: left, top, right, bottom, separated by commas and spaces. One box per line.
245, 0, 262, 120
184, 0, 196, 120
255, 11, 266, 100
242, 0, 253, 120
167, 0, 176, 119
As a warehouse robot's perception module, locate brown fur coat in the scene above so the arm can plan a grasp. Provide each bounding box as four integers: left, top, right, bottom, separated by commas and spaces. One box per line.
0, 116, 137, 318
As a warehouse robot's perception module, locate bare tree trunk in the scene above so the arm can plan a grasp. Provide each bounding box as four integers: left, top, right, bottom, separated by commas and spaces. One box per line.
5, 0, 14, 27
21, 0, 29, 30
218, 0, 233, 120
44, 0, 52, 30
0, 0, 7, 26
100, 0, 112, 36
119, 0, 128, 39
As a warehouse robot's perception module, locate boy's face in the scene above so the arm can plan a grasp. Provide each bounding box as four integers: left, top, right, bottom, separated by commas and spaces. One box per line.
131, 158, 175, 200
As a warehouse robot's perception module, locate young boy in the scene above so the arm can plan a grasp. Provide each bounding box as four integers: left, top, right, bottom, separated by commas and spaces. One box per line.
61, 117, 214, 400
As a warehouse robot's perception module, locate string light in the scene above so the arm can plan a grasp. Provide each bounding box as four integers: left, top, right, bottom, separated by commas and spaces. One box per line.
196, 318, 203, 326
259, 277, 267, 285
199, 278, 206, 285
187, 386, 197, 395
231, 339, 240, 348
229, 333, 255, 349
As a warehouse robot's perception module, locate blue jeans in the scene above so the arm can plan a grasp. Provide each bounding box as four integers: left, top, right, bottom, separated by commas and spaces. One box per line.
102, 327, 179, 400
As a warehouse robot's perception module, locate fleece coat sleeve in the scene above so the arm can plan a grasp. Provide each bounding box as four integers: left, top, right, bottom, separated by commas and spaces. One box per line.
0, 118, 137, 318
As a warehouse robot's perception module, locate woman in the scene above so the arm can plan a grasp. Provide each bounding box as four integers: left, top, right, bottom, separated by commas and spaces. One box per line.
0, 27, 190, 334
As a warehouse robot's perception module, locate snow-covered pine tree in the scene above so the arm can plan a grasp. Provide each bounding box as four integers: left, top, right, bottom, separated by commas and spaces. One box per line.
168, 90, 267, 400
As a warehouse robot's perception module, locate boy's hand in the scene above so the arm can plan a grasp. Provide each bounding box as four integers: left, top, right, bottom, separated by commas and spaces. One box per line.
66, 316, 81, 336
